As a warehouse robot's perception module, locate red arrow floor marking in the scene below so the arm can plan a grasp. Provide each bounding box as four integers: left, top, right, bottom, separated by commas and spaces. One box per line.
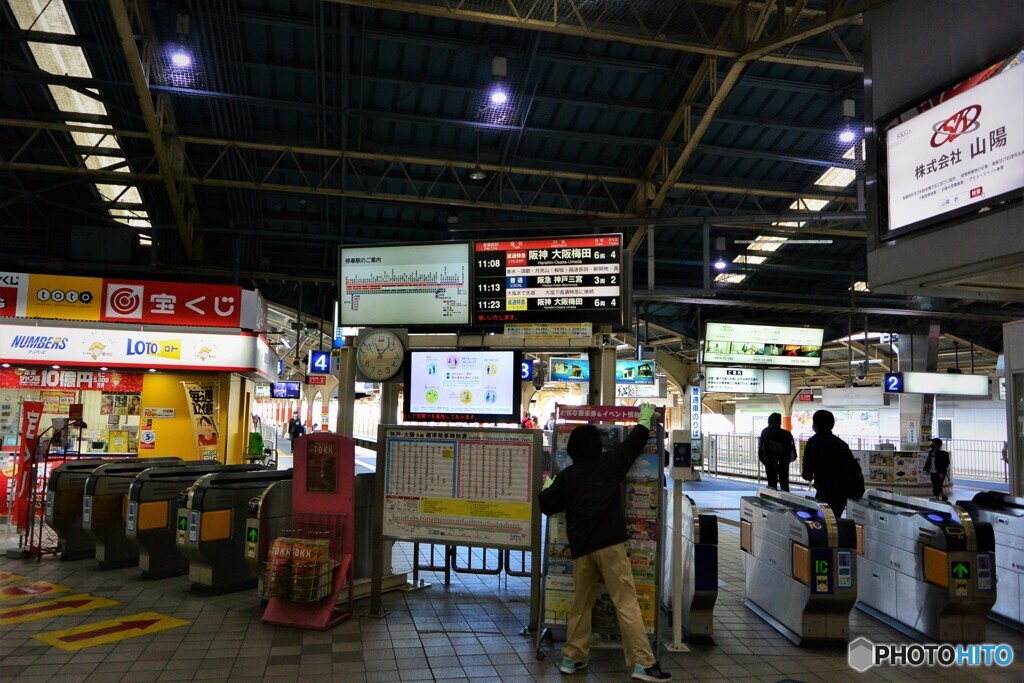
58, 618, 160, 643
3, 598, 94, 618
3, 585, 51, 596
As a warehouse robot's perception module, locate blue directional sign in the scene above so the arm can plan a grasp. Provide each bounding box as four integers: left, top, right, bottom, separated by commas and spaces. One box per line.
884, 372, 903, 393
520, 360, 533, 381
308, 350, 331, 374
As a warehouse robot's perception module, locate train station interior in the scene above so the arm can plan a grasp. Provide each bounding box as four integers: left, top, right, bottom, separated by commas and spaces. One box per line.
1, 1, 1023, 682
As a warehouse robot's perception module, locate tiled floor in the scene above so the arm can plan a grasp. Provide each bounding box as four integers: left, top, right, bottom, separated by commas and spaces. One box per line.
1, 477, 1022, 682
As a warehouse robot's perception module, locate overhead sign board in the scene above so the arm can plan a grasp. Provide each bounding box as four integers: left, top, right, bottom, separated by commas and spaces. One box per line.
901, 371, 989, 396
338, 243, 471, 326
550, 357, 590, 382
703, 322, 824, 367
705, 367, 792, 394
101, 279, 242, 327
473, 234, 624, 326
308, 350, 331, 374
26, 274, 102, 321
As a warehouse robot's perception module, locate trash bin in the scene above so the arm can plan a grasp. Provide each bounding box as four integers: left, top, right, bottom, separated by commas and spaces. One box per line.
353, 473, 375, 579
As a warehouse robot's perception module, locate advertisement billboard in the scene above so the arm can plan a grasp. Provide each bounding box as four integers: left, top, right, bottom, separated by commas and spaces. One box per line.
703, 322, 824, 367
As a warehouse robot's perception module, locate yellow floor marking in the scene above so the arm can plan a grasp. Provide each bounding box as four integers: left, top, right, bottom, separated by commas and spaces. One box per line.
0, 571, 27, 585
34, 611, 190, 651
0, 593, 118, 626
0, 581, 71, 601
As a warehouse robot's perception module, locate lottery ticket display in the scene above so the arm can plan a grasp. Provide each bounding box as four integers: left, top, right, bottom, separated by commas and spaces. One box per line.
542, 419, 663, 636
378, 426, 541, 549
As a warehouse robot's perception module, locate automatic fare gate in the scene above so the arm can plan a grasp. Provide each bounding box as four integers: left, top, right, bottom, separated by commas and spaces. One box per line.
82, 459, 187, 568
740, 488, 858, 644
126, 463, 266, 579
957, 492, 1024, 629
244, 479, 294, 596
46, 458, 115, 560
847, 489, 997, 642
178, 469, 292, 592
662, 493, 718, 639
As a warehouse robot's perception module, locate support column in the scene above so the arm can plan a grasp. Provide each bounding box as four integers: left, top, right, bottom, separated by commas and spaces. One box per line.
589, 345, 617, 405
897, 324, 940, 448
1003, 320, 1024, 497
336, 346, 356, 438
380, 382, 399, 426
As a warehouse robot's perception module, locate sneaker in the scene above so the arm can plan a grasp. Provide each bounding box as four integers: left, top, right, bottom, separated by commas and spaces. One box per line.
632, 662, 672, 681
559, 657, 587, 675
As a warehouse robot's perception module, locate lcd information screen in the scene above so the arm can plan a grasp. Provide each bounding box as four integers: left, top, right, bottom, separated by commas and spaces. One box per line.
705, 367, 792, 394
404, 350, 522, 423
271, 381, 301, 399
703, 322, 824, 367
473, 234, 625, 326
254, 384, 271, 397
339, 242, 471, 326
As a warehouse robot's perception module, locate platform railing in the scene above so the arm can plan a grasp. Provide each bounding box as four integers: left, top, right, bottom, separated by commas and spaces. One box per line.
702, 433, 1008, 484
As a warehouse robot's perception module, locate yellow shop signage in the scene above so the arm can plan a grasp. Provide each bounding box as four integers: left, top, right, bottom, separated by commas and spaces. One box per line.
26, 274, 102, 321
125, 338, 182, 360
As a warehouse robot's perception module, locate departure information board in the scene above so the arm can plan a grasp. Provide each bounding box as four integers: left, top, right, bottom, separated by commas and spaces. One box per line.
472, 234, 624, 326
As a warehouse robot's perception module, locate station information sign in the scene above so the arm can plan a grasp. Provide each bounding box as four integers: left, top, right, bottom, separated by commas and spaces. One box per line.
472, 234, 624, 325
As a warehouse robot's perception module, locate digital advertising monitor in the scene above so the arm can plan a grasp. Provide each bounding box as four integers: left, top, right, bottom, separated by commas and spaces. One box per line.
271, 381, 301, 399
703, 322, 824, 368
403, 349, 522, 423
338, 242, 471, 327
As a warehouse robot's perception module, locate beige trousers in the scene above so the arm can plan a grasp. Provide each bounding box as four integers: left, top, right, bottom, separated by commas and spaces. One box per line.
561, 542, 655, 667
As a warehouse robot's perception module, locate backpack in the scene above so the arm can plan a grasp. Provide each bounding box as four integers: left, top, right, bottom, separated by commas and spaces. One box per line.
846, 454, 866, 500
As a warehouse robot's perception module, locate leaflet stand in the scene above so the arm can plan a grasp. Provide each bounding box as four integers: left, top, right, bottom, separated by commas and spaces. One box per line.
262, 432, 355, 630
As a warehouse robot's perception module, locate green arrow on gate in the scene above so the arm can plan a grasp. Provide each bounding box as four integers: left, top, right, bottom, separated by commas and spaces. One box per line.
247, 528, 258, 542
952, 562, 970, 579
178, 517, 187, 530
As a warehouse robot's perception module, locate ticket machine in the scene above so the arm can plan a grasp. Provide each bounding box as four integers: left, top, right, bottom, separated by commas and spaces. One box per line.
126, 462, 265, 578
740, 489, 858, 644
956, 491, 1023, 629
46, 458, 109, 560
848, 489, 997, 641
178, 469, 292, 592
82, 458, 185, 568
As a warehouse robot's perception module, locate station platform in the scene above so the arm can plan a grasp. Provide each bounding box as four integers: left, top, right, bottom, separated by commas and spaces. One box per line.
1, 476, 1022, 683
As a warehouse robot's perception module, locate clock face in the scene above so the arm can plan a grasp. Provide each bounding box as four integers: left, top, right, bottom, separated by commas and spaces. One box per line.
356, 330, 404, 381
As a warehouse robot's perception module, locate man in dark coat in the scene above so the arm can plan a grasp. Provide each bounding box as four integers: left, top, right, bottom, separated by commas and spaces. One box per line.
924, 437, 950, 500
801, 409, 854, 518
758, 412, 797, 491
538, 404, 670, 682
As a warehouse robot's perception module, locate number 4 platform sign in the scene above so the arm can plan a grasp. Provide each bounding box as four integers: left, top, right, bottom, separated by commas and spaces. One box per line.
472, 234, 625, 327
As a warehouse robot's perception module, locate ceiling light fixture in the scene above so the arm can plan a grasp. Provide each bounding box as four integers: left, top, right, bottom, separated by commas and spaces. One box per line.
489, 88, 508, 105
490, 55, 508, 106
838, 97, 857, 143
171, 50, 191, 68
839, 128, 856, 143
714, 257, 727, 271
469, 137, 487, 181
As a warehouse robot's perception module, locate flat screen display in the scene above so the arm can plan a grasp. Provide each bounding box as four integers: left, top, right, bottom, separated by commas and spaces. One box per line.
272, 381, 301, 399
703, 322, 823, 367
881, 48, 1023, 237
338, 242, 471, 326
705, 367, 792, 394
254, 384, 271, 397
403, 350, 522, 423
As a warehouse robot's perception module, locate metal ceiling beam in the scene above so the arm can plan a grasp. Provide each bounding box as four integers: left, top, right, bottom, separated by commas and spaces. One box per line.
325, 0, 864, 72
108, 0, 196, 262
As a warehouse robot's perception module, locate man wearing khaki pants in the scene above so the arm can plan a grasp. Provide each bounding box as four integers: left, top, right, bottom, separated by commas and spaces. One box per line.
539, 404, 671, 682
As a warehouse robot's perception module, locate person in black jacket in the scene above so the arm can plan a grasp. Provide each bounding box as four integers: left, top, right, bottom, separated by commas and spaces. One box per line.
758, 412, 796, 491
924, 438, 950, 500
801, 409, 854, 518
538, 404, 671, 682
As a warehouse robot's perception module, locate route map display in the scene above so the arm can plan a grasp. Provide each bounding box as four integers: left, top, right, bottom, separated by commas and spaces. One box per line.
378, 427, 541, 549
339, 243, 470, 326
472, 234, 625, 326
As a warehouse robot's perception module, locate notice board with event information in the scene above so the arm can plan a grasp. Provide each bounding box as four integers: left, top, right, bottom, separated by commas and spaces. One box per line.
375, 425, 543, 550
541, 405, 664, 643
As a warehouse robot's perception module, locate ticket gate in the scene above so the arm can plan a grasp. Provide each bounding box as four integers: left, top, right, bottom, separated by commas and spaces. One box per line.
178, 469, 292, 592
243, 480, 294, 596
45, 458, 109, 560
662, 493, 718, 639
126, 463, 266, 579
847, 489, 997, 642
740, 488, 858, 644
956, 492, 1023, 630
82, 458, 186, 568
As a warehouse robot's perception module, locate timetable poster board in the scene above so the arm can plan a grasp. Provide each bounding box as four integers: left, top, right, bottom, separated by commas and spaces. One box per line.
378, 426, 542, 550
473, 234, 625, 326
543, 409, 662, 636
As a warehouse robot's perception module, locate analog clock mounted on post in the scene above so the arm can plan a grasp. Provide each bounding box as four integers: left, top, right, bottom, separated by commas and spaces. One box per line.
355, 329, 405, 382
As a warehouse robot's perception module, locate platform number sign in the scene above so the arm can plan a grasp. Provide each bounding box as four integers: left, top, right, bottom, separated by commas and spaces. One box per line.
308, 350, 331, 375
520, 360, 533, 381
884, 372, 903, 393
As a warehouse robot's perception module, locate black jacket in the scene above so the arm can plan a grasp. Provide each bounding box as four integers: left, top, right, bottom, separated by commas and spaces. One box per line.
538, 424, 650, 559
924, 448, 950, 475
801, 431, 853, 501
758, 425, 796, 465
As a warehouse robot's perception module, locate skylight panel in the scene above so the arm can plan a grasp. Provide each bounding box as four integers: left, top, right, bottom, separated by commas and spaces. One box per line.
10, 0, 75, 34
28, 42, 92, 78
95, 184, 143, 204
84, 155, 127, 172
790, 198, 831, 211
749, 236, 787, 252
814, 166, 856, 188
714, 273, 747, 284
47, 85, 108, 117
733, 254, 767, 265
851, 281, 871, 292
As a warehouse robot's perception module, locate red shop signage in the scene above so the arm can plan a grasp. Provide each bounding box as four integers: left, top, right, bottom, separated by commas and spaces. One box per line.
101, 279, 242, 327
0, 368, 145, 392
